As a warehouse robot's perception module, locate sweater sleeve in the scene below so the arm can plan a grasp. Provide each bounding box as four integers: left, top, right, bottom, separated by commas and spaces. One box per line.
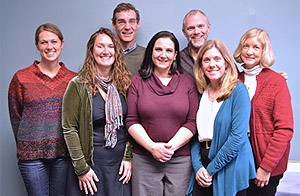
207, 83, 251, 176
125, 76, 140, 129
8, 73, 23, 140
190, 136, 203, 172
123, 133, 133, 162
259, 76, 294, 173
181, 78, 199, 135
62, 80, 90, 176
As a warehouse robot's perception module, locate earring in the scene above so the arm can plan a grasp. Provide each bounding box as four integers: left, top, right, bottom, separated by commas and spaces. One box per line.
172, 60, 177, 69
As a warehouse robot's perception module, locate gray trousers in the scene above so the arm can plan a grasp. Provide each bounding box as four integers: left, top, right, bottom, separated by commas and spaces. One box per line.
132, 153, 192, 196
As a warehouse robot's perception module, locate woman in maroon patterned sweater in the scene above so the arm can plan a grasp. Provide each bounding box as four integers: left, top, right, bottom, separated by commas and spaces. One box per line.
234, 27, 294, 196
8, 23, 77, 196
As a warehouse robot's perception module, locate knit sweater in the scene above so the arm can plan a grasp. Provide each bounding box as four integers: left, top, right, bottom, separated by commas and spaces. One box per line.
8, 60, 77, 160
124, 45, 145, 77
238, 68, 294, 176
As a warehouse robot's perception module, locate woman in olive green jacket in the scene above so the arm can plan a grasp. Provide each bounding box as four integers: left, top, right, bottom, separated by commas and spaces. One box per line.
62, 27, 132, 196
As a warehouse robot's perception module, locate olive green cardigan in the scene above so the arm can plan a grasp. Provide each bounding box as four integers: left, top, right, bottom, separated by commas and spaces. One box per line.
62, 74, 132, 176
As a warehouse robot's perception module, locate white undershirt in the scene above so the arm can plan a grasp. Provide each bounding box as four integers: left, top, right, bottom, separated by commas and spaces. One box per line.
242, 65, 262, 135
244, 75, 257, 100
242, 65, 263, 100
196, 90, 223, 142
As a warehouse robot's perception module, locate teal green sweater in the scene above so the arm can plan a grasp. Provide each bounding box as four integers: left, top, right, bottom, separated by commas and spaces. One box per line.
186, 82, 256, 196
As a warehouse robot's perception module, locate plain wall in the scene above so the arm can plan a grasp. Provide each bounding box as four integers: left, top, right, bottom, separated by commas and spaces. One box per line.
1, 0, 299, 195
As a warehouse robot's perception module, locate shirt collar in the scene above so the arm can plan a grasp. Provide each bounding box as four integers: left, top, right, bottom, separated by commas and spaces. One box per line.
123, 42, 137, 54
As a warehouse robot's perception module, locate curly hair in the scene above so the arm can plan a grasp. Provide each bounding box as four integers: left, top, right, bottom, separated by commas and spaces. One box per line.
194, 39, 238, 101
79, 27, 131, 96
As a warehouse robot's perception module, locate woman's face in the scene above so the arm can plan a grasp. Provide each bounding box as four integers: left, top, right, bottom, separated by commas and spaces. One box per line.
36, 30, 64, 63
93, 33, 115, 68
152, 37, 177, 73
241, 36, 262, 69
201, 46, 226, 83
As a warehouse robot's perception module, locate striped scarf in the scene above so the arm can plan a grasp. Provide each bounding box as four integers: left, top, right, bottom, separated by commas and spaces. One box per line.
96, 74, 123, 148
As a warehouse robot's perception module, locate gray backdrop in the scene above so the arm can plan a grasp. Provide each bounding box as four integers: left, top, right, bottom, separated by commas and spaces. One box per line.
1, 0, 299, 195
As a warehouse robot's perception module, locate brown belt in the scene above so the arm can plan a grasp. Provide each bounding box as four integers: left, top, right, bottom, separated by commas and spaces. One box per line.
200, 140, 211, 150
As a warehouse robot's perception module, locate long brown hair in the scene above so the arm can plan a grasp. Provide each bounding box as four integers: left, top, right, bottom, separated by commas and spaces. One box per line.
79, 27, 131, 95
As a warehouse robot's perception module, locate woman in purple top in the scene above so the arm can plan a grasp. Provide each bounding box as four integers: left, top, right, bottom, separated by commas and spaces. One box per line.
126, 30, 199, 196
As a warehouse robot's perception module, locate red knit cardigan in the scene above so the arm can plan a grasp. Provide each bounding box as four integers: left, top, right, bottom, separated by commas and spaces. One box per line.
239, 68, 294, 176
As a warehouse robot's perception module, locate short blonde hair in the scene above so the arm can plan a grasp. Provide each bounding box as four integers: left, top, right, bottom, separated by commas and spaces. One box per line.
233, 27, 275, 68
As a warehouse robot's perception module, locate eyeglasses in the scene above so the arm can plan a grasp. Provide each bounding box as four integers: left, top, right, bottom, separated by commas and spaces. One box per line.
116, 19, 137, 26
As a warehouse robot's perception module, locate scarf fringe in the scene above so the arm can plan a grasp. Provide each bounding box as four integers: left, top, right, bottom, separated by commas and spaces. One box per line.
104, 115, 123, 148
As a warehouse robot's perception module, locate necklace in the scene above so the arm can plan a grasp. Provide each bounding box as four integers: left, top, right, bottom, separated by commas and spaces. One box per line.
208, 86, 220, 101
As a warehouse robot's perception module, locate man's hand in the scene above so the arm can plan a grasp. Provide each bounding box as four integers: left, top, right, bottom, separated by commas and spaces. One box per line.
278, 71, 288, 82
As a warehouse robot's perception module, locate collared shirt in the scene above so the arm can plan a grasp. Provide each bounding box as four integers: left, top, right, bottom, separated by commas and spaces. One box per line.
123, 42, 137, 55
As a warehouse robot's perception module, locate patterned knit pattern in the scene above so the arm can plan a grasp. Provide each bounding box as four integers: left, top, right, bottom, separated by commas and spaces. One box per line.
8, 60, 77, 160
239, 68, 294, 176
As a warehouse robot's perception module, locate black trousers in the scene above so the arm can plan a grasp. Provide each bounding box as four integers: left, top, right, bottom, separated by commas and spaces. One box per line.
192, 141, 249, 196
247, 173, 283, 196
192, 142, 248, 196
192, 144, 213, 196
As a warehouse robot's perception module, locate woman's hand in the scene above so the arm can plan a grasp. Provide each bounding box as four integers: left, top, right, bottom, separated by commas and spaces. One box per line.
118, 160, 132, 184
150, 142, 174, 162
255, 167, 271, 188
78, 168, 99, 195
128, 124, 174, 163
195, 167, 212, 188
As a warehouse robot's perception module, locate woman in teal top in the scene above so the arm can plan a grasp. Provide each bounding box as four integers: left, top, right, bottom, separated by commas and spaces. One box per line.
186, 39, 256, 196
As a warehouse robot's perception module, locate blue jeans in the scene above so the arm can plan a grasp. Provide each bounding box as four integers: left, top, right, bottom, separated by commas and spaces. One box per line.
18, 157, 70, 196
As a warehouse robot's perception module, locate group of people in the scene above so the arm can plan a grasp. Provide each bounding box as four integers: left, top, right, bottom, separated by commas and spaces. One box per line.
8, 2, 293, 196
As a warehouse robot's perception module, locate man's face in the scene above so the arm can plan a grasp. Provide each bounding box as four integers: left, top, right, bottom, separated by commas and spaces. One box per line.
182, 13, 211, 50
112, 10, 140, 48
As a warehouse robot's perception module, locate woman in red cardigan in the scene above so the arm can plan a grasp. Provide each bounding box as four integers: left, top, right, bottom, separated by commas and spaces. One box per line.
234, 27, 294, 196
